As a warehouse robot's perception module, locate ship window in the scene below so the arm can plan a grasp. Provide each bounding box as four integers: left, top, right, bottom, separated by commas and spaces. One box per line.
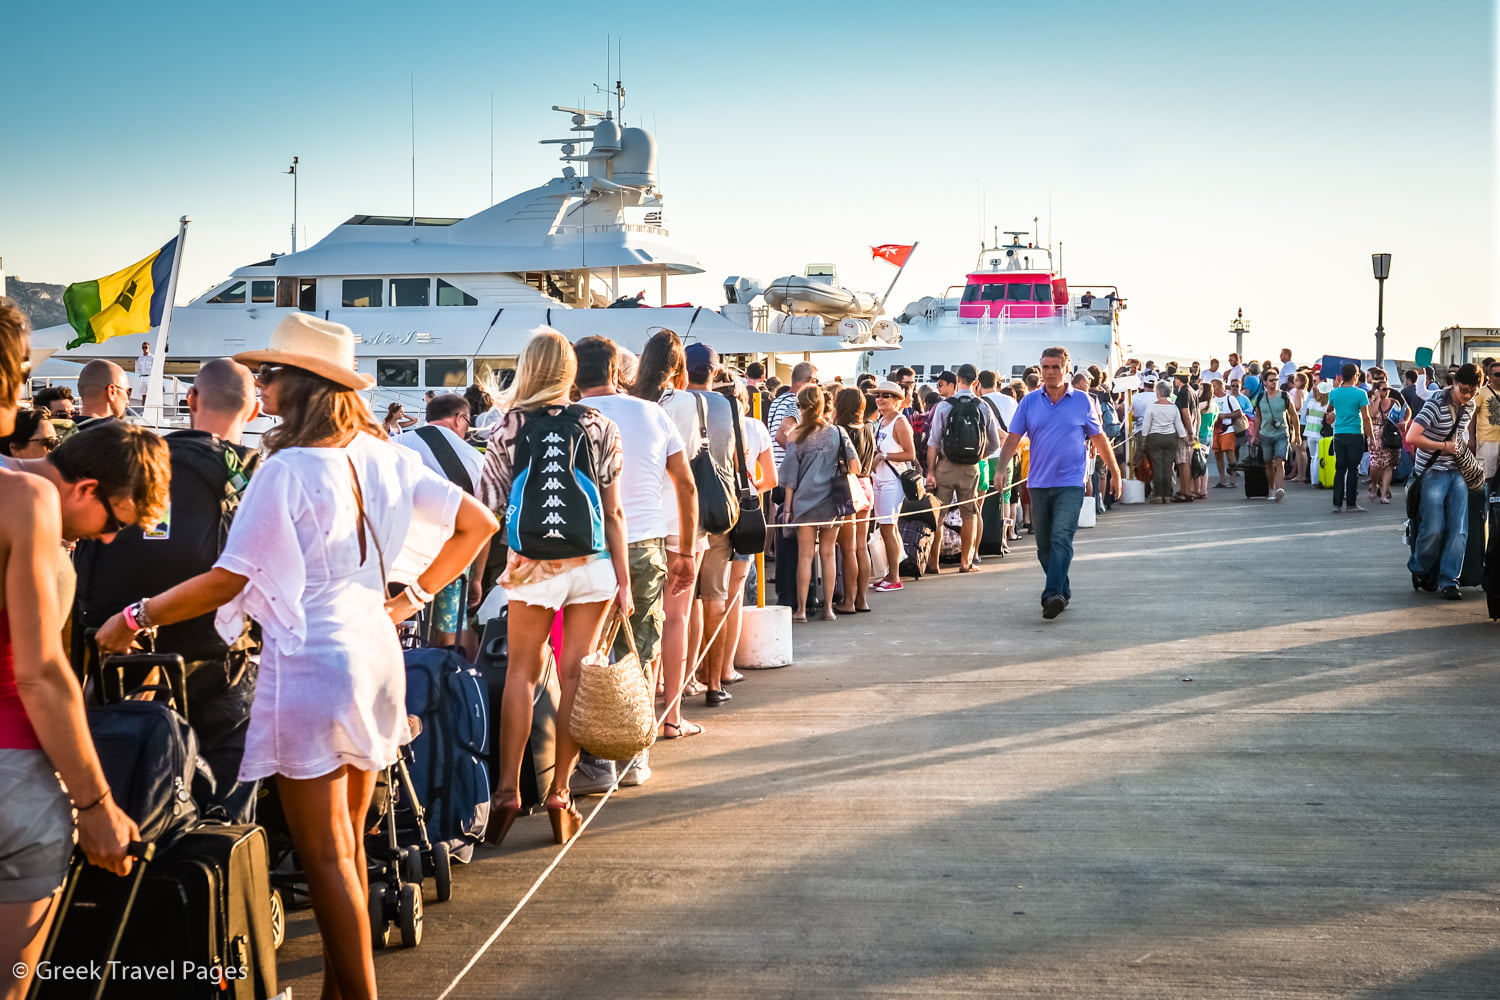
1006, 284, 1033, 302
961, 285, 981, 303
376, 359, 419, 387
342, 279, 383, 308
426, 359, 468, 387
298, 278, 317, 312
475, 357, 516, 390
250, 280, 275, 303
437, 279, 477, 307
982, 284, 1007, 302
390, 278, 431, 307
1033, 283, 1052, 303
910, 365, 925, 378
209, 281, 246, 304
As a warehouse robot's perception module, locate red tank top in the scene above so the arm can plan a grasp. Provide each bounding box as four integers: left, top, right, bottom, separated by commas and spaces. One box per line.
0, 615, 40, 749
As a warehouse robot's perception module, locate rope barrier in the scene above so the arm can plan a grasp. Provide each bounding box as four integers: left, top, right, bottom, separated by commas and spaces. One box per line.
435, 470, 1065, 996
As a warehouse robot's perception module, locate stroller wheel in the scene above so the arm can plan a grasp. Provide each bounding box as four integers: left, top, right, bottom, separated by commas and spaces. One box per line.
402, 848, 424, 886
397, 882, 424, 948
368, 884, 391, 950
269, 890, 286, 950
432, 842, 453, 903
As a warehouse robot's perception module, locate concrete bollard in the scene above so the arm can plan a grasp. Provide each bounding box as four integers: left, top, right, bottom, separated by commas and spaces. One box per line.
1119, 479, 1146, 504
735, 605, 793, 669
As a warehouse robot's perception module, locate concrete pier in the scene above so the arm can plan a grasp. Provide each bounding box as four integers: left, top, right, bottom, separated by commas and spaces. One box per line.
280, 482, 1499, 998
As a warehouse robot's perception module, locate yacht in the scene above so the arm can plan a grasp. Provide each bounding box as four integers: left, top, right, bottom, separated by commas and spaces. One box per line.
857, 231, 1123, 383
33, 101, 869, 406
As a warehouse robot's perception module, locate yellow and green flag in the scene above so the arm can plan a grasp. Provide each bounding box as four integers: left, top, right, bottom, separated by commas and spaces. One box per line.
64, 237, 178, 350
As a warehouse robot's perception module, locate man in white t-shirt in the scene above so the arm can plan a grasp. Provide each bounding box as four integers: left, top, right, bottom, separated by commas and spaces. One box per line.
1226, 352, 1245, 385
1203, 358, 1223, 384
573, 336, 698, 787
133, 341, 155, 404
1278, 348, 1297, 382
394, 393, 487, 654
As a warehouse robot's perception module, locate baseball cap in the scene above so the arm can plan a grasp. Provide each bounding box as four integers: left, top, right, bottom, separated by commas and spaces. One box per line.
684, 343, 719, 374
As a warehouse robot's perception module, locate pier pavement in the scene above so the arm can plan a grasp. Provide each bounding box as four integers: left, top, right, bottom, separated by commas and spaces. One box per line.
281, 481, 1498, 999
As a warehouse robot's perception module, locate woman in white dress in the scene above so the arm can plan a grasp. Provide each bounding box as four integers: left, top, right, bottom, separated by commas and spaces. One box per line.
96, 314, 497, 1000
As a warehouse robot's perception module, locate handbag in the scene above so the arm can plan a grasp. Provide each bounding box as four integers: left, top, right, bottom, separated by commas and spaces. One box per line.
1190, 442, 1209, 478
829, 430, 866, 518
899, 466, 926, 503
568, 610, 656, 761
1227, 396, 1250, 434
684, 391, 739, 535
727, 408, 767, 555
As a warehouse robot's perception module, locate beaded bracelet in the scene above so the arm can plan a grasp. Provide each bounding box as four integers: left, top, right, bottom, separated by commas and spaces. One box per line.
75, 789, 110, 812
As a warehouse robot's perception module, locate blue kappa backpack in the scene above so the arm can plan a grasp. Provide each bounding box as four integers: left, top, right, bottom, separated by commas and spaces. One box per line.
505, 405, 605, 560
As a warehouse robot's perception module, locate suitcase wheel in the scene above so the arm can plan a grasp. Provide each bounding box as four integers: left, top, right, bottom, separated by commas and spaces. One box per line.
397, 882, 423, 949
269, 889, 287, 950
431, 842, 453, 904
369, 884, 392, 950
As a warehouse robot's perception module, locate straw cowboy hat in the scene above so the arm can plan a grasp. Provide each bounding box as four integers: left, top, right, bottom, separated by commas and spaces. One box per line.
233, 313, 374, 390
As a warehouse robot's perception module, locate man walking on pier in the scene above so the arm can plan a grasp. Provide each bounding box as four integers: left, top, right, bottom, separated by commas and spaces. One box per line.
996, 347, 1123, 620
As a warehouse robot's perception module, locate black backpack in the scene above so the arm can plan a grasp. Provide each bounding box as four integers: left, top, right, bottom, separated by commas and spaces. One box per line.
940, 395, 984, 465
505, 405, 605, 560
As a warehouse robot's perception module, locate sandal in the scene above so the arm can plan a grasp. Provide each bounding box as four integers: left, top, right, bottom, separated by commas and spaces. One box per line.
546, 790, 583, 845
659, 720, 705, 740
683, 678, 708, 697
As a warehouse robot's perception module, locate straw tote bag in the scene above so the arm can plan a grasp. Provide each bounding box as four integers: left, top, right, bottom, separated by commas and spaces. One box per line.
569, 610, 656, 761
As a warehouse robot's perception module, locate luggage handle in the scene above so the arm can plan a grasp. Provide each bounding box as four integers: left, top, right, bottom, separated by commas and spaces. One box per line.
31, 841, 157, 1000
100, 653, 189, 714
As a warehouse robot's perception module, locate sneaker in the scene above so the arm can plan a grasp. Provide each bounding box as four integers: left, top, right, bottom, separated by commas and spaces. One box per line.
873, 580, 904, 592
571, 756, 617, 795
1440, 586, 1463, 601
619, 751, 652, 787
705, 688, 732, 708
1274, 488, 1285, 502
1042, 595, 1067, 620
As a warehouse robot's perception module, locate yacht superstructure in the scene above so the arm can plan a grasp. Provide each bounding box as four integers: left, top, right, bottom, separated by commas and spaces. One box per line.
858, 232, 1123, 381
33, 102, 866, 404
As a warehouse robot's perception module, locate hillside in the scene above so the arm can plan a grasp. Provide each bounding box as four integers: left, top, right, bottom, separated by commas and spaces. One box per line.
3, 277, 68, 330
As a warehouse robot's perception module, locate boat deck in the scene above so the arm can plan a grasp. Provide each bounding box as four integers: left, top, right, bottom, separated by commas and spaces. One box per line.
279, 482, 1499, 999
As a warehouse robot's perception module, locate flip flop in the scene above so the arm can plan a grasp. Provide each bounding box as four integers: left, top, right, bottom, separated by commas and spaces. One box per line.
659, 720, 705, 740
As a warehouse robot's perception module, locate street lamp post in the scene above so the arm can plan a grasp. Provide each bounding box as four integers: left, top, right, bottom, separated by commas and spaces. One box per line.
1372, 253, 1391, 367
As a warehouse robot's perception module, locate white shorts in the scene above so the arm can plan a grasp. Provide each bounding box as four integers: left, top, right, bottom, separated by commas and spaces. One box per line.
505, 558, 617, 611
873, 476, 905, 525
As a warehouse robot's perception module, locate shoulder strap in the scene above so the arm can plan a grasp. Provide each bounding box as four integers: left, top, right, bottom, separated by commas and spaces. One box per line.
413, 425, 475, 494
728, 406, 751, 491
980, 393, 1008, 432
692, 391, 709, 456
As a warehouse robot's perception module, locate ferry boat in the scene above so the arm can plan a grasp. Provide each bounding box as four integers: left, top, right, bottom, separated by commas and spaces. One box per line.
32, 101, 868, 407
857, 231, 1123, 382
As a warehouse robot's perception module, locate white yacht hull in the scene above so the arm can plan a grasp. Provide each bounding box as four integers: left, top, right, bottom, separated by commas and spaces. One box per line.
857, 311, 1119, 382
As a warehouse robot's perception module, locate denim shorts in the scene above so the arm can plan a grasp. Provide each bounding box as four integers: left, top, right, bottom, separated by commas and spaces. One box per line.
0, 749, 73, 902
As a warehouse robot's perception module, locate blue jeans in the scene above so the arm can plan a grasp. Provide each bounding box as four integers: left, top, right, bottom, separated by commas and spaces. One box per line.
1332, 433, 1365, 509
1030, 486, 1085, 602
1407, 468, 1470, 589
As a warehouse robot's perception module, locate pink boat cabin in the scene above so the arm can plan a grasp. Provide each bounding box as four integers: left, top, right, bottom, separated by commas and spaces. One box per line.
958, 272, 1069, 320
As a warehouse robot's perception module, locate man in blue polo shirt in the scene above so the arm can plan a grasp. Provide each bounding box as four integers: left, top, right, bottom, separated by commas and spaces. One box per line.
995, 346, 1123, 619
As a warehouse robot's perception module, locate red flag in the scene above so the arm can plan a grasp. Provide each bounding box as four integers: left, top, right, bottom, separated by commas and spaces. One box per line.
870, 244, 914, 267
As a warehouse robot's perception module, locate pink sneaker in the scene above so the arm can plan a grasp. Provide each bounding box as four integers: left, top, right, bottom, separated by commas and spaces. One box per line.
873, 580, 904, 592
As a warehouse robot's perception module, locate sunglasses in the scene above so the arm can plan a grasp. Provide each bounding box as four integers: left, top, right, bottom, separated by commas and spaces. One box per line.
96, 491, 128, 535
255, 364, 285, 383
31, 435, 60, 452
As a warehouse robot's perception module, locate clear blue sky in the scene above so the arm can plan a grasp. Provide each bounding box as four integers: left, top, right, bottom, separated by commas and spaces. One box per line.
2, 0, 1493, 362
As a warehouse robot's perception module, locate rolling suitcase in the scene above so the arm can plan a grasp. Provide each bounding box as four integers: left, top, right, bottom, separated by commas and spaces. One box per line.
898, 496, 938, 579
1241, 453, 1269, 499
31, 843, 156, 1000
978, 490, 1006, 556
1459, 486, 1487, 587
475, 613, 559, 814
1316, 437, 1336, 489
1486, 480, 1500, 620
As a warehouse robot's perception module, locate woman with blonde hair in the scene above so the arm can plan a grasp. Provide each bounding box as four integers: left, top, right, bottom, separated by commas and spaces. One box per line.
779, 385, 860, 622
478, 328, 631, 842
97, 314, 496, 1000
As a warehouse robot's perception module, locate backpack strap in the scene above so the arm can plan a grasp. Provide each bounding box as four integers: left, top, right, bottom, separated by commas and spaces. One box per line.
414, 425, 475, 494
980, 393, 1009, 433
692, 391, 710, 457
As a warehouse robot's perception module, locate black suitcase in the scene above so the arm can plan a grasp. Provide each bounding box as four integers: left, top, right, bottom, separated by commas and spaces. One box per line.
1460, 485, 1487, 587
1485, 480, 1500, 620
1242, 456, 1269, 499
30, 843, 155, 1000
475, 614, 559, 814
978, 490, 1006, 556
773, 527, 823, 611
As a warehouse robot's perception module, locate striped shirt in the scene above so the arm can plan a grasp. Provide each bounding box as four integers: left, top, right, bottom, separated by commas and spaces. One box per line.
767, 390, 800, 468
1412, 391, 1475, 475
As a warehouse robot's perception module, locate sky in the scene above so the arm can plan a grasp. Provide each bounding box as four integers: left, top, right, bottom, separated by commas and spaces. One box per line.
1, 0, 1493, 364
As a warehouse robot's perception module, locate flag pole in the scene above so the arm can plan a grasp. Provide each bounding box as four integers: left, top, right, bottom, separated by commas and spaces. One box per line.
877, 241, 918, 311
143, 216, 191, 428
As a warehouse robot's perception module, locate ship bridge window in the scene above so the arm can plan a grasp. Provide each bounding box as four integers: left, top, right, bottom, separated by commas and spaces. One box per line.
250, 280, 275, 303
342, 279, 383, 308
1005, 284, 1033, 302
437, 279, 477, 307
208, 281, 246, 304
376, 359, 418, 387
1032, 283, 1053, 303
426, 359, 469, 388
390, 278, 431, 307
